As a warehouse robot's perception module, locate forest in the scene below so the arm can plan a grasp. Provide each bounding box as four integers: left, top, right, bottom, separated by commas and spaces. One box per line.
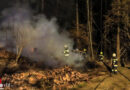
0, 0, 130, 90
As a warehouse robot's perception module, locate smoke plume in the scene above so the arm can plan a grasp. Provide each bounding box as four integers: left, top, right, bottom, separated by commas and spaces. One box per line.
0, 5, 84, 67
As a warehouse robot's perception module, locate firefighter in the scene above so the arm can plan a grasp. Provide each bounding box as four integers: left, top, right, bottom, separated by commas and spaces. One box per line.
64, 45, 69, 57
83, 48, 87, 52
112, 53, 118, 74
99, 51, 104, 61
83, 48, 87, 58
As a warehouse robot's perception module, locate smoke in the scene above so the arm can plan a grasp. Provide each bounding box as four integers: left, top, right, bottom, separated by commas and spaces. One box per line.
0, 5, 84, 67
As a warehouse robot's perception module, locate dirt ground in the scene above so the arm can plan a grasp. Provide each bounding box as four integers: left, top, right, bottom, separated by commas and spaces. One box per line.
79, 65, 130, 90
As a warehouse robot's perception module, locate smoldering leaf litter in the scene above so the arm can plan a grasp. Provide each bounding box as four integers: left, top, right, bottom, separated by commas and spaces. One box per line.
0, 6, 84, 67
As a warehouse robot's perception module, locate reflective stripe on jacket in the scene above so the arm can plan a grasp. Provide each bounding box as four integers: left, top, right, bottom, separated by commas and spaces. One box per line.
114, 65, 118, 67
64, 49, 69, 56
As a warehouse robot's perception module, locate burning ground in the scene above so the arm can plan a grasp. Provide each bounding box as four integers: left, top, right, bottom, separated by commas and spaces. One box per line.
2, 66, 88, 90
0, 49, 109, 90
1, 49, 129, 90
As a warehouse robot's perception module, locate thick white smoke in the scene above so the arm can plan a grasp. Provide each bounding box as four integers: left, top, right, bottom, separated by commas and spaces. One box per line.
0, 6, 84, 67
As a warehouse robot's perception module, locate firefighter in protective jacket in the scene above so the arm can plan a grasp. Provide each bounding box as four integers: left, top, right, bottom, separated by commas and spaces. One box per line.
83, 48, 87, 58
64, 45, 69, 57
99, 51, 104, 61
112, 53, 118, 74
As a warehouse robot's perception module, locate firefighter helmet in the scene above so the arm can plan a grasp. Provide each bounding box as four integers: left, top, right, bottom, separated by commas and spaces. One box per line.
112, 53, 116, 57
100, 51, 103, 55
83, 48, 87, 52
64, 45, 68, 48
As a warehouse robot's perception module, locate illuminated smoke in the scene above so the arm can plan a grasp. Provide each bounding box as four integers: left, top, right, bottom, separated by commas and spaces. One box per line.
0, 5, 83, 67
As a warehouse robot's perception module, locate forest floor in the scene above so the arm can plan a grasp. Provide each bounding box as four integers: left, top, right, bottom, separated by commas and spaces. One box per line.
0, 49, 130, 90
78, 62, 130, 90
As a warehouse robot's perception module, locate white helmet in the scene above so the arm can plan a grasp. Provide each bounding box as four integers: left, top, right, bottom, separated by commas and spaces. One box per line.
64, 45, 68, 48
112, 53, 116, 57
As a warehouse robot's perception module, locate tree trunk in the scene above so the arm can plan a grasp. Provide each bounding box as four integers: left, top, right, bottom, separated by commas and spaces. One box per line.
90, 0, 94, 60
41, 0, 44, 13
104, 26, 107, 57
117, 0, 120, 66
86, 0, 94, 60
16, 46, 23, 63
56, 0, 58, 15
117, 26, 120, 65
76, 0, 80, 49
16, 45, 19, 55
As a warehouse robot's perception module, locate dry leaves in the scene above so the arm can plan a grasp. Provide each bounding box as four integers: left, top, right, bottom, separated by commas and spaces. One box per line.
2, 66, 88, 89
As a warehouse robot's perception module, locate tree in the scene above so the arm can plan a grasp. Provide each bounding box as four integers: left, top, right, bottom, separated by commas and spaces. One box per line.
76, 0, 81, 49
41, 0, 44, 12
104, 0, 130, 65
12, 19, 33, 63
86, 0, 94, 60
2, 7, 33, 63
